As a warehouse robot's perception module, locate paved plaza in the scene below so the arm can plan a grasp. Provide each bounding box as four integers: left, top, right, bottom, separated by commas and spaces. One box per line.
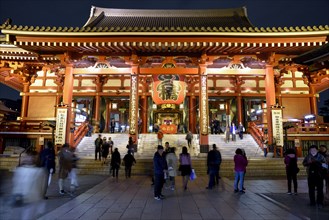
0, 171, 328, 220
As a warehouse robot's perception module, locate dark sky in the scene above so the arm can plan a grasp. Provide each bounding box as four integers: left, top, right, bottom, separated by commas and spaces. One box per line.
0, 0, 328, 101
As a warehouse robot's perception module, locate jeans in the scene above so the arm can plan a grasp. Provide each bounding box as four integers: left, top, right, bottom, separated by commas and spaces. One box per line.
208, 165, 218, 189
234, 171, 245, 191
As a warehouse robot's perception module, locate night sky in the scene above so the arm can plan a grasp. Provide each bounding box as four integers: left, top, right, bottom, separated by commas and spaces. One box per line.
0, 0, 328, 102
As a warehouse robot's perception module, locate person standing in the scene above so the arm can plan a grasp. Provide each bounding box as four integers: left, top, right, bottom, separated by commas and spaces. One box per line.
108, 137, 114, 155
165, 147, 178, 190
233, 148, 248, 193
153, 145, 168, 200
225, 125, 230, 143
157, 129, 164, 146
206, 144, 222, 189
185, 131, 193, 148
110, 119, 115, 133
284, 148, 299, 195
238, 122, 245, 140
58, 143, 73, 195
230, 123, 237, 141
179, 146, 192, 191
303, 145, 326, 207
110, 148, 121, 182
164, 142, 171, 154
94, 134, 103, 161
319, 145, 329, 202
101, 137, 110, 164
123, 150, 136, 178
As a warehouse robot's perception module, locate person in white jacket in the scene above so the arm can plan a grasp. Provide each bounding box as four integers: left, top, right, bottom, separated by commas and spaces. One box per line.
165, 147, 178, 190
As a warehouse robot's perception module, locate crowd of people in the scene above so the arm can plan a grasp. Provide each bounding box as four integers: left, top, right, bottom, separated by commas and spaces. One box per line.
9, 132, 329, 210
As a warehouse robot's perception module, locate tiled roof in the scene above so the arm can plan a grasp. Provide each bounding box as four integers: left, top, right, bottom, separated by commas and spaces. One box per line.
83, 7, 254, 29
0, 7, 328, 34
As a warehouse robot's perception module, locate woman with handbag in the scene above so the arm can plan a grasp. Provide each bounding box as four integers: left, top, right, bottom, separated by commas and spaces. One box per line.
284, 148, 299, 195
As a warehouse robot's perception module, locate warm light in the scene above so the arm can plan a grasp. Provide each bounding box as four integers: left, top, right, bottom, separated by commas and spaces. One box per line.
112, 103, 117, 109
304, 114, 315, 120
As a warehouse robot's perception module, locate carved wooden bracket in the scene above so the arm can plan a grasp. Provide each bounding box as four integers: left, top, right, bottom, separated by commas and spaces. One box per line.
10, 63, 41, 84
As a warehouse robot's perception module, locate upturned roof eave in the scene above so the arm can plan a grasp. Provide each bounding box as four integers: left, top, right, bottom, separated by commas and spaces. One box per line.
1, 29, 329, 38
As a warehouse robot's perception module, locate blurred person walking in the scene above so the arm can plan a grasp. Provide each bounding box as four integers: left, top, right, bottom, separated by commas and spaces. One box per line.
110, 148, 121, 181
69, 147, 79, 195
39, 141, 56, 199
123, 150, 136, 178
12, 148, 47, 220
58, 143, 73, 195
206, 144, 222, 189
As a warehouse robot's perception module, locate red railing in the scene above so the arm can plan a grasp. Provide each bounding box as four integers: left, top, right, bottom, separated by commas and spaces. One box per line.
72, 122, 89, 148
287, 123, 329, 134
248, 122, 265, 149
0, 120, 53, 132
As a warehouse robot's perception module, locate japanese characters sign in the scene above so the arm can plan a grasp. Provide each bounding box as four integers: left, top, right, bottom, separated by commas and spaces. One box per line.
271, 109, 284, 146
55, 108, 67, 145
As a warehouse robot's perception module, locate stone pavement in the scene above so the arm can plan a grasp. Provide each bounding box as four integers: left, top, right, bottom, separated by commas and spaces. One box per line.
0, 171, 328, 220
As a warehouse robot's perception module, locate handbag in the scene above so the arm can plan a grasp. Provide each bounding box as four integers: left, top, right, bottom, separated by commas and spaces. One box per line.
190, 168, 197, 180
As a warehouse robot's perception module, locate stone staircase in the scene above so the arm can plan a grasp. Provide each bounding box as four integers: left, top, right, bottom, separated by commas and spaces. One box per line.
0, 133, 307, 178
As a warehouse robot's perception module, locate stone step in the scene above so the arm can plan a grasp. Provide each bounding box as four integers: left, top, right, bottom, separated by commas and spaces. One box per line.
0, 156, 307, 178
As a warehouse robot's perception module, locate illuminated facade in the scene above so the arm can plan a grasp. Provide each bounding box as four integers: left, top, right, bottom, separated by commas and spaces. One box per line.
0, 6, 328, 152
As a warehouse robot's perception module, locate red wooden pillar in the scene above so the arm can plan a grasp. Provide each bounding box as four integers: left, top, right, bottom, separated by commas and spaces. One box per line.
21, 82, 30, 119
129, 65, 139, 144
141, 95, 148, 133
188, 95, 194, 133
237, 95, 243, 124
62, 64, 74, 145
309, 85, 318, 115
265, 64, 276, 145
104, 99, 110, 133
199, 65, 209, 146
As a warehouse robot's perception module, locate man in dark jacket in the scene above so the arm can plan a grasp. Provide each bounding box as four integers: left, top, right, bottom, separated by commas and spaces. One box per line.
303, 145, 326, 207
153, 145, 168, 200
94, 134, 103, 161
123, 150, 136, 178
206, 144, 222, 189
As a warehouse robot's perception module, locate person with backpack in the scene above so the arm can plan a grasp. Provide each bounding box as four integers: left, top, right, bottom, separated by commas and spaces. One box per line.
303, 145, 327, 207
206, 144, 222, 189
284, 148, 299, 195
